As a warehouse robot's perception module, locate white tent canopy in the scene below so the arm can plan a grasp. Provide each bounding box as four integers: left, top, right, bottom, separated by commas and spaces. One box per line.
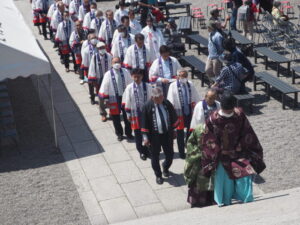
0, 0, 57, 148
0, 0, 51, 80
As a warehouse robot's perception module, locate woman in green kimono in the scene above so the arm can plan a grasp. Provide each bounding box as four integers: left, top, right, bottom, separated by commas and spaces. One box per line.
184, 124, 215, 208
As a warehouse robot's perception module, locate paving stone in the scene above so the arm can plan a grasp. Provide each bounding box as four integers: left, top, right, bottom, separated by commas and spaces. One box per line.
110, 161, 144, 184
66, 82, 87, 94
78, 102, 99, 117
65, 124, 93, 144
94, 128, 119, 146
70, 170, 91, 193
55, 100, 77, 115
121, 140, 137, 151
103, 143, 131, 164
155, 187, 190, 212
58, 135, 73, 152
85, 115, 111, 131
140, 167, 179, 190
80, 155, 112, 180
61, 151, 82, 172
128, 151, 151, 169
60, 111, 86, 128
89, 214, 108, 225
121, 180, 159, 207
73, 140, 102, 158
79, 191, 104, 217
134, 203, 166, 218
100, 197, 137, 224
72, 91, 91, 105
90, 176, 124, 201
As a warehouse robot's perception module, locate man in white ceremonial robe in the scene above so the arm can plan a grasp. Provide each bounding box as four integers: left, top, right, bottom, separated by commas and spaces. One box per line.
167, 69, 200, 159
99, 58, 133, 141
82, 2, 97, 32
149, 45, 182, 96
111, 25, 135, 64
90, 10, 104, 36
141, 16, 165, 58
88, 42, 113, 121
114, 0, 129, 25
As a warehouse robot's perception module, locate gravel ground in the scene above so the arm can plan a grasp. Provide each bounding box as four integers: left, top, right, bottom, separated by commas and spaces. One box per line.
0, 78, 90, 225
96, 0, 300, 193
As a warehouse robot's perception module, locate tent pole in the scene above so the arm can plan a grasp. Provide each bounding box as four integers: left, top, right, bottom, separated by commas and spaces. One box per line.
48, 72, 58, 149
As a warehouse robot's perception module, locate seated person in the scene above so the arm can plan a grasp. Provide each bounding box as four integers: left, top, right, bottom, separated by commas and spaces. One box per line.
272, 1, 289, 24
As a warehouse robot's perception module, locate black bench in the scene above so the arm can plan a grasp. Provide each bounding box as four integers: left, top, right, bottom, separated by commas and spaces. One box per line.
254, 47, 291, 77
180, 55, 207, 86
292, 66, 300, 84
187, 34, 208, 55
160, 3, 192, 18
177, 16, 192, 35
254, 71, 299, 109
227, 30, 254, 46
234, 94, 255, 113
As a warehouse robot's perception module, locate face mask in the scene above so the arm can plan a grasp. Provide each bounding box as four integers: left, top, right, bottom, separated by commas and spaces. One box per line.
90, 39, 98, 46
180, 78, 187, 83
90, 8, 96, 13
113, 63, 121, 70
99, 49, 106, 55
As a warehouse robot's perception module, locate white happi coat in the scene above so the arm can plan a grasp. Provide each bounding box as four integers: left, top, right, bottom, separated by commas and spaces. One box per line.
47, 1, 57, 20
51, 10, 64, 31
111, 33, 135, 60
78, 5, 90, 21
141, 26, 165, 58
99, 68, 132, 115
90, 17, 104, 35
62, 0, 71, 7
149, 56, 182, 83
122, 82, 152, 130
88, 52, 113, 82
81, 42, 96, 70
123, 44, 155, 70
34, 0, 50, 12
69, 0, 81, 21
82, 11, 96, 30
55, 19, 75, 43
190, 100, 221, 130
98, 19, 118, 46
167, 80, 200, 129
112, 26, 134, 43
129, 19, 142, 35
114, 8, 128, 25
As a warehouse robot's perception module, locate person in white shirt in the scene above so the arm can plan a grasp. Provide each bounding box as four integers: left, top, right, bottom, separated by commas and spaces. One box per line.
149, 45, 182, 96
122, 69, 152, 160
82, 2, 97, 32
128, 9, 142, 35
190, 89, 220, 130
124, 33, 155, 82
62, 0, 71, 9
55, 11, 75, 72
32, 0, 50, 40
112, 15, 133, 42
88, 42, 113, 121
114, 0, 129, 25
167, 69, 200, 159
99, 57, 133, 141
141, 16, 165, 58
90, 10, 104, 36
69, 0, 81, 21
78, 0, 91, 21
98, 10, 118, 52
50, 1, 64, 33
111, 25, 135, 63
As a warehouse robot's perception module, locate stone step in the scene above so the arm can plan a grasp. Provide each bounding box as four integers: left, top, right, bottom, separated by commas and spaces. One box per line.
113, 188, 300, 225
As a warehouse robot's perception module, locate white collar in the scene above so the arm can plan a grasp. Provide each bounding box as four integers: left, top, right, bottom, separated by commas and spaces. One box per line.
218, 109, 234, 118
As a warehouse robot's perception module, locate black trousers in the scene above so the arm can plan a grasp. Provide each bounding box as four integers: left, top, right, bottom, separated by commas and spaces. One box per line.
48, 21, 53, 39
150, 133, 174, 178
62, 51, 76, 69
111, 97, 132, 137
134, 129, 148, 155
142, 69, 149, 83
177, 114, 192, 155
40, 22, 47, 39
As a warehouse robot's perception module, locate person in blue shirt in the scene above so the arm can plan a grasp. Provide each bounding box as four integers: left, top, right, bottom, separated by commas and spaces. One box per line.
205, 20, 224, 83
138, 0, 159, 27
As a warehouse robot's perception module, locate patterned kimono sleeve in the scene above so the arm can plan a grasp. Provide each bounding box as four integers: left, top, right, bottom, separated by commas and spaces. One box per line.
123, 46, 133, 69
190, 103, 203, 131
166, 82, 176, 106
148, 59, 159, 83
184, 126, 203, 186
99, 72, 110, 99
166, 100, 179, 129
98, 22, 106, 41
88, 54, 97, 82
122, 85, 132, 120
55, 23, 63, 42
141, 103, 150, 134
201, 116, 220, 177
78, 7, 84, 21
238, 110, 265, 174
111, 38, 119, 58
82, 13, 90, 30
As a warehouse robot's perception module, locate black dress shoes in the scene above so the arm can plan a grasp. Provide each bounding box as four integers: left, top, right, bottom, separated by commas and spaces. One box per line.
156, 177, 164, 185
163, 169, 170, 178
126, 134, 134, 140
140, 154, 147, 161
